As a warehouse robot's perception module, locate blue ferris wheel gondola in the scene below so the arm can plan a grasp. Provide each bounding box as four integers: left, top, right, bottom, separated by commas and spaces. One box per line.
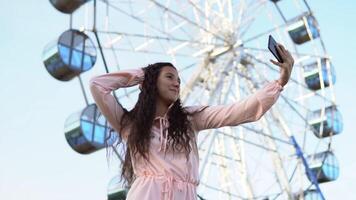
288, 13, 320, 45
304, 58, 336, 91
307, 151, 340, 184
64, 104, 118, 154
107, 176, 128, 200
308, 105, 343, 138
43, 29, 97, 81
295, 189, 323, 200
49, 0, 91, 14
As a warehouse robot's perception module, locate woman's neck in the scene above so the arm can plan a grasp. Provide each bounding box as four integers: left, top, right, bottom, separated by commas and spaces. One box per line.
155, 99, 170, 118
155, 100, 172, 118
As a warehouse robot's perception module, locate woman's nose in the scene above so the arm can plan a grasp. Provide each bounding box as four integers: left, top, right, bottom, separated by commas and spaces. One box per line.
173, 80, 180, 87
172, 83, 180, 91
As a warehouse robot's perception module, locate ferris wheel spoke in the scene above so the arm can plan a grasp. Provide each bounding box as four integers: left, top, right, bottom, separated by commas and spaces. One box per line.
244, 77, 294, 199
199, 182, 244, 199
198, 95, 227, 186
216, 130, 277, 153
90, 29, 225, 58
177, 1, 221, 41
242, 46, 328, 60
198, 59, 240, 197
215, 134, 233, 197
100, 0, 182, 39
219, 69, 256, 197
235, 0, 269, 38
233, 128, 256, 198
148, 0, 228, 43
242, 11, 310, 45
102, 0, 203, 47
241, 124, 291, 145
93, 30, 215, 45
88, 44, 195, 57
199, 147, 241, 163
199, 135, 244, 197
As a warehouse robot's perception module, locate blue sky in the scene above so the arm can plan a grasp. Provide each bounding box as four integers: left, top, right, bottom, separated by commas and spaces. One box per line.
1, 1, 356, 199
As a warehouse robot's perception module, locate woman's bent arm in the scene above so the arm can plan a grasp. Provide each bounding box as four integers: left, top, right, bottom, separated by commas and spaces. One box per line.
89, 69, 144, 134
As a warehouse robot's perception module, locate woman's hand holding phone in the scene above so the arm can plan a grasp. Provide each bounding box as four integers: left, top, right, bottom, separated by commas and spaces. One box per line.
269, 44, 294, 87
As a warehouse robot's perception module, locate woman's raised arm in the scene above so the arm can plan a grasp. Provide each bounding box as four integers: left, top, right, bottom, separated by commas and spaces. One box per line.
89, 69, 144, 134
188, 80, 283, 132
188, 44, 294, 132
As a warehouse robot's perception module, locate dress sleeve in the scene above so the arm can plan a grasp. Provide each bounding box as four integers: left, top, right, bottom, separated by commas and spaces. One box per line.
89, 69, 144, 135
188, 80, 283, 132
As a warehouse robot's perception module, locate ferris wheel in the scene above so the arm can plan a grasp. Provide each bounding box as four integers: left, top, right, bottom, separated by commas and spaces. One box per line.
43, 0, 343, 199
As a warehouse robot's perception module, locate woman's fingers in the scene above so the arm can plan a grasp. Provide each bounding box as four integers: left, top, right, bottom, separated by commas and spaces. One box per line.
270, 59, 283, 67
271, 45, 294, 78
277, 44, 287, 58
284, 50, 294, 65
270, 44, 294, 87
277, 44, 294, 65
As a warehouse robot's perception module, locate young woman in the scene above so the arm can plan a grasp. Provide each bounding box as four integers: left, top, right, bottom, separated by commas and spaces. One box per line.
89, 44, 294, 200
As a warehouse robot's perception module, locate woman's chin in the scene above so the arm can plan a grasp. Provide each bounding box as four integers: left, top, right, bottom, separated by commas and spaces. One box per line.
166, 97, 178, 105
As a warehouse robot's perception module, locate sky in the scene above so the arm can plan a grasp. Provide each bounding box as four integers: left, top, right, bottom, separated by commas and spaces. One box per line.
1, 0, 356, 199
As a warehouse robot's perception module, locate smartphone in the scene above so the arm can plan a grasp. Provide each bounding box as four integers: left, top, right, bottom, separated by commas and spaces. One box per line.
268, 35, 283, 63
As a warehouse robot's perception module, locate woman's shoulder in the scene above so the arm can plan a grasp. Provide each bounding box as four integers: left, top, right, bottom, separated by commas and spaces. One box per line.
183, 105, 209, 115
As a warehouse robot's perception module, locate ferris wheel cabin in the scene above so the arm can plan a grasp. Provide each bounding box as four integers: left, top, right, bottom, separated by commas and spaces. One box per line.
295, 189, 324, 200
43, 29, 96, 81
303, 58, 336, 91
307, 151, 340, 183
49, 0, 90, 14
107, 176, 128, 200
64, 104, 118, 154
288, 14, 320, 45
308, 105, 343, 138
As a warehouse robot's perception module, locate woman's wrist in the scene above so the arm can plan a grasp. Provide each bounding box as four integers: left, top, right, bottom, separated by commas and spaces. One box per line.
278, 78, 290, 87
279, 69, 292, 87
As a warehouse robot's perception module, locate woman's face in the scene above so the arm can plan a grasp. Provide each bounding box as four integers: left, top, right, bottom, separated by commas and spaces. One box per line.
156, 66, 181, 105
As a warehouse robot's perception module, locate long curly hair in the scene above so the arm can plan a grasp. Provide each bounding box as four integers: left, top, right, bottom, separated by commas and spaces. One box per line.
117, 62, 193, 186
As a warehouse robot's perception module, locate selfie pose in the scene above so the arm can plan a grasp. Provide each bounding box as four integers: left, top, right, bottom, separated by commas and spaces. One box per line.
89, 44, 294, 200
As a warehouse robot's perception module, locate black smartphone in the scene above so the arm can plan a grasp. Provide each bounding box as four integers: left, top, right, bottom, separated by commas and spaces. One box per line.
268, 35, 283, 63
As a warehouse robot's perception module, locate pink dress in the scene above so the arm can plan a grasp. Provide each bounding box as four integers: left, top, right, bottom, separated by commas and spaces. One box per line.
89, 68, 283, 200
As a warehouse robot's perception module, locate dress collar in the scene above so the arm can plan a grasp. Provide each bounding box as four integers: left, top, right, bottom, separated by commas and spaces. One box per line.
153, 101, 175, 153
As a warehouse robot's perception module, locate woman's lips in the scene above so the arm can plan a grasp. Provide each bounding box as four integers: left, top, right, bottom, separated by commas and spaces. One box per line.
169, 89, 178, 93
